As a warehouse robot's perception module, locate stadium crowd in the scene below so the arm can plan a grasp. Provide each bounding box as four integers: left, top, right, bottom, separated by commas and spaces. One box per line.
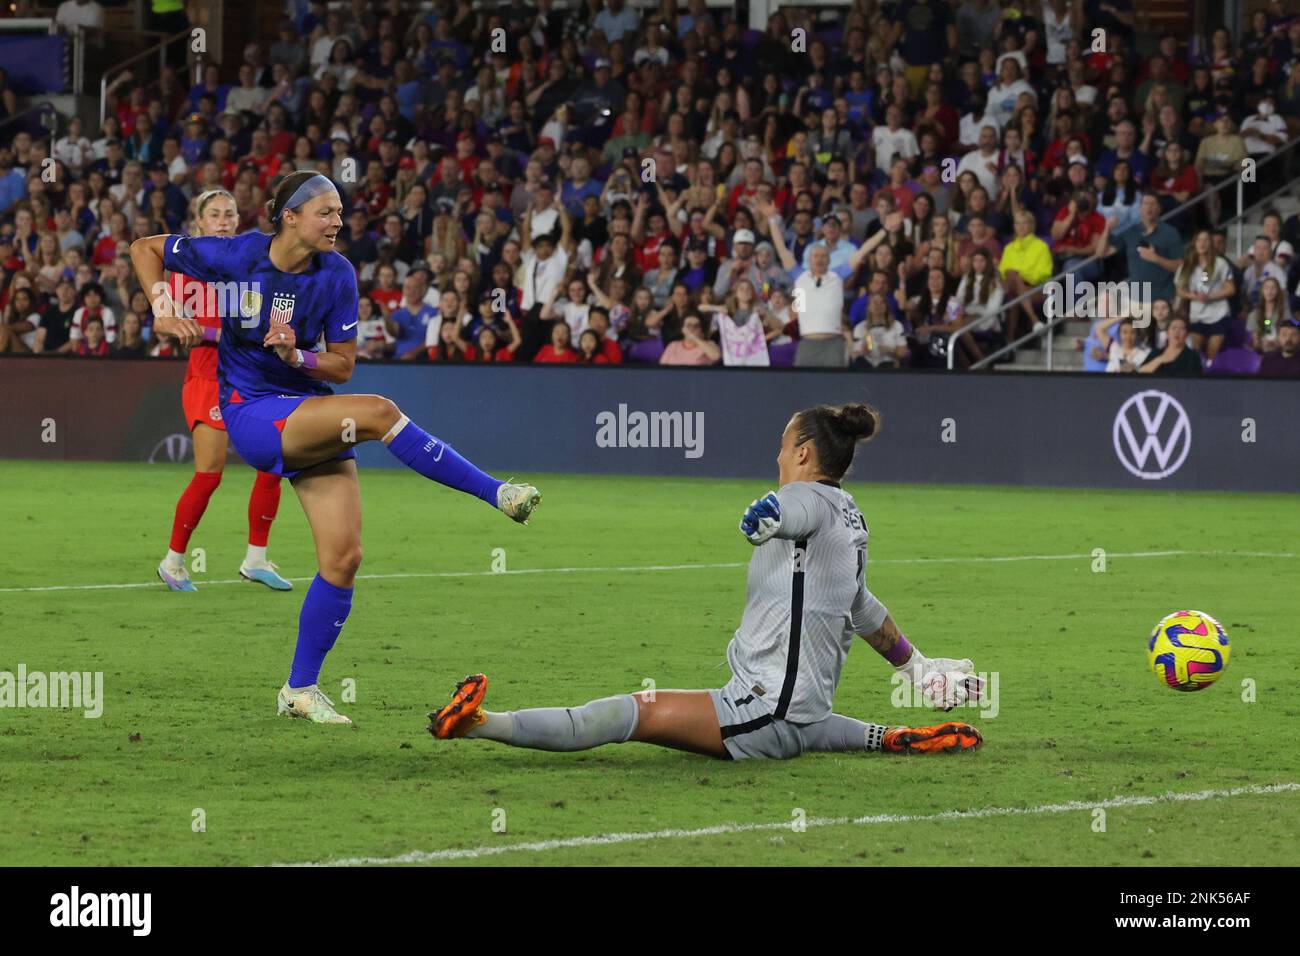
1, 0, 1299, 376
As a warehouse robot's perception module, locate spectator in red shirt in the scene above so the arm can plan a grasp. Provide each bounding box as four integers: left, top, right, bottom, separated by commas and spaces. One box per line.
427, 318, 467, 363
726, 158, 767, 220
914, 81, 958, 152
633, 198, 673, 272
955, 217, 1003, 275
998, 126, 1038, 179
92, 211, 130, 267
115, 87, 148, 145
465, 321, 522, 363
240, 128, 283, 190
874, 158, 918, 218
1051, 189, 1107, 281
357, 159, 393, 220
75, 316, 110, 357
207, 138, 239, 190
534, 320, 578, 363
576, 329, 610, 364
469, 158, 507, 209
369, 262, 405, 315
454, 131, 480, 181
264, 103, 296, 158
1150, 142, 1201, 214
429, 153, 465, 203
586, 308, 623, 364
1041, 113, 1091, 172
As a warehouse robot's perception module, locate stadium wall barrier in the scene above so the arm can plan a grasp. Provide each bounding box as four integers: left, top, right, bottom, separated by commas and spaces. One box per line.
2, 357, 1297, 493
0, 35, 67, 94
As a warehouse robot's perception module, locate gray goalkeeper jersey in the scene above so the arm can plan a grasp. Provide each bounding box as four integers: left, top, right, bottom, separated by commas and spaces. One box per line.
724, 480, 889, 724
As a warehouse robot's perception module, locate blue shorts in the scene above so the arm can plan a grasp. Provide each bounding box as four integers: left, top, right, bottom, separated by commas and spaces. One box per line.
1190, 316, 1232, 339
222, 393, 356, 481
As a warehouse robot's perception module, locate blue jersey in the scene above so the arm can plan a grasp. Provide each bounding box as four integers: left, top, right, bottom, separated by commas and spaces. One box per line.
163, 231, 358, 404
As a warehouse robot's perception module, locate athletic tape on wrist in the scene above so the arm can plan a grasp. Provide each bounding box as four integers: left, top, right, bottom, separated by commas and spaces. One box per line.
201, 326, 219, 343
300, 349, 319, 370
884, 634, 915, 667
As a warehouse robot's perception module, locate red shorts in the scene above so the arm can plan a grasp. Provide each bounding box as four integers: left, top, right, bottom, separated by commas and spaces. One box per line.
182, 376, 225, 431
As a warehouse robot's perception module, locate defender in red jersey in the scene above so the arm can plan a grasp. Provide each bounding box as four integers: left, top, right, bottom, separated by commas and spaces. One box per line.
157, 189, 292, 593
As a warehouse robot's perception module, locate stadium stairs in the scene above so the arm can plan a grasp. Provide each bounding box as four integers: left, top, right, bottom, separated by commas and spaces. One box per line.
998, 191, 1300, 374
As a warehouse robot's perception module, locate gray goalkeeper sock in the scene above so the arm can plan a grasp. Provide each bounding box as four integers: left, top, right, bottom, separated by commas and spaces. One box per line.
801, 714, 889, 753
465, 695, 639, 751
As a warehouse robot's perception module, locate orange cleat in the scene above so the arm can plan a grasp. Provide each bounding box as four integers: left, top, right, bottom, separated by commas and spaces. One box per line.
882, 721, 983, 754
428, 673, 489, 739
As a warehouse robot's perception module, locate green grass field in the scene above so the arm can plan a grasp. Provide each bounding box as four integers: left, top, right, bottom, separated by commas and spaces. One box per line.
1, 460, 1297, 867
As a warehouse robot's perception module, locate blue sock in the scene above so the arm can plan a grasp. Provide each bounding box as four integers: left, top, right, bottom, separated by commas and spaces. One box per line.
386, 420, 501, 506
288, 573, 352, 688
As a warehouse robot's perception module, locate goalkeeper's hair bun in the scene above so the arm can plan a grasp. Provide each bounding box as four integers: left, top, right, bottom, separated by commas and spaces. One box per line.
832, 403, 880, 442
793, 402, 881, 481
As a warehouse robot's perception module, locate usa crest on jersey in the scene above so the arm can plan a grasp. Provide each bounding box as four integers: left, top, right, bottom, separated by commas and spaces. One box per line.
269, 294, 296, 325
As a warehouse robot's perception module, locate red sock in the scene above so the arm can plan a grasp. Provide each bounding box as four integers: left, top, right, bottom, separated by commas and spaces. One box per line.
248, 470, 282, 547
169, 471, 223, 553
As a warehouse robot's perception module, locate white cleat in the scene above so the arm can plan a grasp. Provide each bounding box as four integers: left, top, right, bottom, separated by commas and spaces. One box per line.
157, 561, 197, 592
276, 683, 353, 725
239, 560, 293, 591
496, 481, 541, 524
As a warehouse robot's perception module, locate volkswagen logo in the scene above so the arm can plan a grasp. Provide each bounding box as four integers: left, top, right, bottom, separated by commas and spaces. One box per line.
1112, 390, 1192, 480
148, 433, 194, 464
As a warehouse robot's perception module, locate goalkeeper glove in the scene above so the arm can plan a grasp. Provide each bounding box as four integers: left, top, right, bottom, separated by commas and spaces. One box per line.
740, 492, 782, 545
894, 649, 985, 712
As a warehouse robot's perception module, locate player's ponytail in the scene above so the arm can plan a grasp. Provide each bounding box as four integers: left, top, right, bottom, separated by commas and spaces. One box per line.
794, 402, 881, 481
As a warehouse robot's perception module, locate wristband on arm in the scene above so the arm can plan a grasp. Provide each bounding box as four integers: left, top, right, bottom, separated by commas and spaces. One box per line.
201, 326, 219, 343
883, 634, 915, 668
299, 349, 318, 370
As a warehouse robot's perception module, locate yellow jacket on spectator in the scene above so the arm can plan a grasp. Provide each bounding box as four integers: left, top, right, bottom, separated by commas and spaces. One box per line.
999, 234, 1054, 286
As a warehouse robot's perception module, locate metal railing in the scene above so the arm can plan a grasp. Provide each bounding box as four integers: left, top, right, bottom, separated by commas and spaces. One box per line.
98, 28, 194, 128
57, 23, 89, 94
948, 134, 1300, 371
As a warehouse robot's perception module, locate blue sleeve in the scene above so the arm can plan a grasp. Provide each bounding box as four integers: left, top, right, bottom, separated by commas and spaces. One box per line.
831, 261, 855, 281
887, 294, 902, 322
324, 265, 360, 343
848, 295, 867, 327
788, 263, 806, 281
162, 234, 237, 283
1159, 228, 1185, 259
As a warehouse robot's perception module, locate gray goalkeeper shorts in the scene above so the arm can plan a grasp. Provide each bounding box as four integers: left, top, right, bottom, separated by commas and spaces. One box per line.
711, 675, 856, 760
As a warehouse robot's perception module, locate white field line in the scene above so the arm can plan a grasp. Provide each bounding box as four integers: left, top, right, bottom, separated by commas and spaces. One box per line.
281, 781, 1300, 867
0, 550, 1293, 595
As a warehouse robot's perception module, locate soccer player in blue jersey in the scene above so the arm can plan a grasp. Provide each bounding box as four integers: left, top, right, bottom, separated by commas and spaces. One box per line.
130, 170, 541, 725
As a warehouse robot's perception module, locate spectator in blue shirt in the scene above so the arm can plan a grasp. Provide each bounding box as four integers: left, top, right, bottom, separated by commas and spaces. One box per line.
592, 0, 641, 45
186, 63, 231, 114
848, 270, 905, 328
1103, 194, 1185, 305
0, 149, 27, 215
1094, 121, 1150, 185
387, 276, 439, 361
561, 157, 604, 217
801, 212, 858, 271
429, 18, 469, 71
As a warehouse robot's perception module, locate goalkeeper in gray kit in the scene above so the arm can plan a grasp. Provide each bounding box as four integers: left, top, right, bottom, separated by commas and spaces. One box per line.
428, 403, 985, 760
